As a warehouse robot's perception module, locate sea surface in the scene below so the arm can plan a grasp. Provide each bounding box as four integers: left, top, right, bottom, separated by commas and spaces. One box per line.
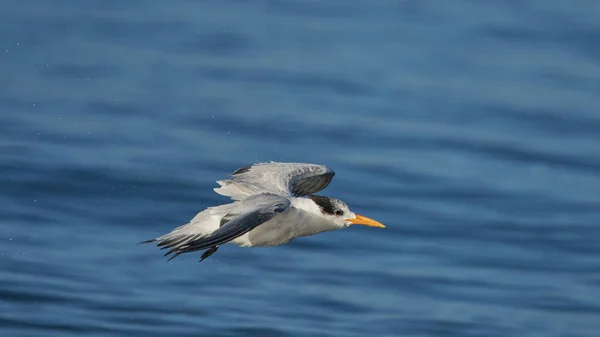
1, 1, 600, 336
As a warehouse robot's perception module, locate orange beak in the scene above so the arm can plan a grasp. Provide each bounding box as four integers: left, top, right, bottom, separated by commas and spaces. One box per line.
345, 214, 386, 228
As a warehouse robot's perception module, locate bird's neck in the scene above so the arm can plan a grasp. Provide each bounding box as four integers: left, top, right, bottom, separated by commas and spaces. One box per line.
290, 197, 323, 214
288, 197, 340, 236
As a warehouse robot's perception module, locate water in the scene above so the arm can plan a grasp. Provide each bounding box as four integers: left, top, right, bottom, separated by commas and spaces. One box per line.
1, 0, 600, 336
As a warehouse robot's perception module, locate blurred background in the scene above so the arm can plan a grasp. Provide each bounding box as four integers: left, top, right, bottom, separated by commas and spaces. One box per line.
1, 1, 599, 336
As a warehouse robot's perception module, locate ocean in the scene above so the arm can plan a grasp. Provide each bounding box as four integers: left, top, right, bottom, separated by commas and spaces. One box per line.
1, 1, 599, 336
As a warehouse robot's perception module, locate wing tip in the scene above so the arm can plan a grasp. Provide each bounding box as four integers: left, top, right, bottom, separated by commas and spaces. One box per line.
231, 166, 252, 175
214, 180, 230, 194
166, 251, 182, 262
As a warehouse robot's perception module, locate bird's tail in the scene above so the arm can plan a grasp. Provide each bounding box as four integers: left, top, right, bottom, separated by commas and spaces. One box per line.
138, 204, 229, 260
137, 221, 214, 261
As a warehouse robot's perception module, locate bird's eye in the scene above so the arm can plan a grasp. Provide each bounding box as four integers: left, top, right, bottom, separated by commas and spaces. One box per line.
335, 210, 344, 216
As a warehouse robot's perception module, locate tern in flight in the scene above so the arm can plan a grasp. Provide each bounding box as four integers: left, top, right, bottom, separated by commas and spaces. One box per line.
140, 162, 385, 262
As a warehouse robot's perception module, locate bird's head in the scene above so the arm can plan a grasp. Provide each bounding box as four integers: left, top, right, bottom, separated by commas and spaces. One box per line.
307, 195, 385, 229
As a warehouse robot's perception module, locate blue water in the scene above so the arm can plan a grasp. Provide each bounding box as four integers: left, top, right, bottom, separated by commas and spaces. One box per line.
2, 1, 600, 336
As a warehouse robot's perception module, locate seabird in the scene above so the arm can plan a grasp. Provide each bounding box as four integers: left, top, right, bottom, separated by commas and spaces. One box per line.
140, 162, 385, 262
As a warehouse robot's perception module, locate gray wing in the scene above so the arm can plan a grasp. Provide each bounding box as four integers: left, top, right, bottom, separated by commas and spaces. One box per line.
214, 162, 335, 200
163, 194, 290, 260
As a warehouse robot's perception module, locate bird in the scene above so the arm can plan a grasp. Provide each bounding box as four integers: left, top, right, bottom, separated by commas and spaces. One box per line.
139, 162, 385, 262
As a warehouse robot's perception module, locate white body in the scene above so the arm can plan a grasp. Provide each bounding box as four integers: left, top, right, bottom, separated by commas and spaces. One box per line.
165, 197, 348, 248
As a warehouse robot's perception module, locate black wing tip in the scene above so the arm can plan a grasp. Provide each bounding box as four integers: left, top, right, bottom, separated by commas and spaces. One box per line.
164, 247, 185, 261
291, 171, 336, 197
167, 252, 182, 262
232, 165, 252, 175
139, 236, 198, 262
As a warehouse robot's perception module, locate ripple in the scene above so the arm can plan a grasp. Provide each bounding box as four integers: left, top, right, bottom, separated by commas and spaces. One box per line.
2, 0, 600, 336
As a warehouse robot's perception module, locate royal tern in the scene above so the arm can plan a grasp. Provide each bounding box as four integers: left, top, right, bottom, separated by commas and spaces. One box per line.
140, 162, 385, 262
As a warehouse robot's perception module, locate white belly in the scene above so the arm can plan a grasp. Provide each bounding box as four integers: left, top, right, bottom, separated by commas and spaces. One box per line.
232, 207, 338, 247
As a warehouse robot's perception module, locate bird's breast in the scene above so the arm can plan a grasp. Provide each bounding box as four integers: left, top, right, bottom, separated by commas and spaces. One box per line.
239, 207, 332, 247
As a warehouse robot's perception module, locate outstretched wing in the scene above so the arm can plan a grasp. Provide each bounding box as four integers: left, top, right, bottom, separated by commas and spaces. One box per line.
214, 162, 335, 200
162, 194, 290, 260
